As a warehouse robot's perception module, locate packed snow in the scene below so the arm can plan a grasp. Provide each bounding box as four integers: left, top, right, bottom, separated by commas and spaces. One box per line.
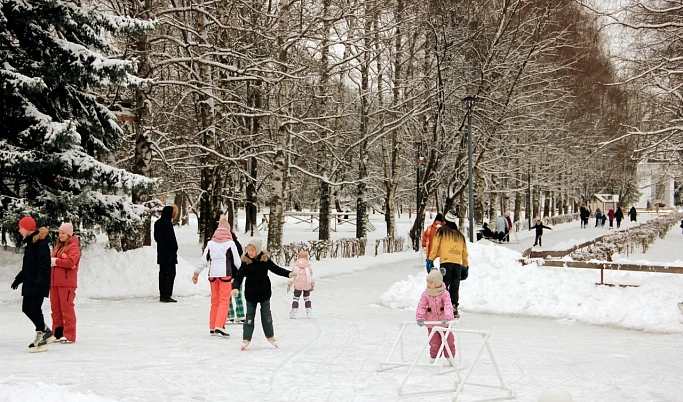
0, 212, 682, 401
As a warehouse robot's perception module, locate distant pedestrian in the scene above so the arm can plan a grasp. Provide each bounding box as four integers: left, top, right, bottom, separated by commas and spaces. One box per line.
607, 208, 615, 229
594, 208, 602, 227
531, 219, 552, 247
579, 204, 589, 228
154, 205, 178, 303
504, 212, 513, 242
628, 206, 637, 223
422, 213, 444, 274
495, 214, 508, 242
11, 217, 55, 352
615, 206, 624, 228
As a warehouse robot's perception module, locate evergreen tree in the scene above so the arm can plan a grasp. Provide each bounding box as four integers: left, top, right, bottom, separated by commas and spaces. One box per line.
0, 0, 155, 244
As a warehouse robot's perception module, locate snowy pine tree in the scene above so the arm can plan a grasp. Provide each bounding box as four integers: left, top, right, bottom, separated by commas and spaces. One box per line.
0, 0, 155, 244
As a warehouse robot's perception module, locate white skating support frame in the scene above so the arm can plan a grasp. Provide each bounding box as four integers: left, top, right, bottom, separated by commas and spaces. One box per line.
378, 321, 515, 401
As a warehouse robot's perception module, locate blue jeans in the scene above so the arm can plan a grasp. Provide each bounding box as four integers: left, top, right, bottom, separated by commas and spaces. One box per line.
425, 259, 434, 274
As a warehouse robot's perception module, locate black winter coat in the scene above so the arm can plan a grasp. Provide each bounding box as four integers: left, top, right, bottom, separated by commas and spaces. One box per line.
615, 208, 624, 221
629, 207, 637, 220
532, 223, 552, 236
154, 206, 178, 265
15, 228, 51, 297
232, 252, 292, 303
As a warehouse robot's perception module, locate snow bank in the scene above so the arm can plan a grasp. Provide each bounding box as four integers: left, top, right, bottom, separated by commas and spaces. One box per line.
0, 244, 209, 303
0, 382, 116, 401
380, 242, 683, 334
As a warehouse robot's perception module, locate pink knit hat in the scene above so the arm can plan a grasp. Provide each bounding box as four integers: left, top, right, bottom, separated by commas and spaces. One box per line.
59, 222, 74, 236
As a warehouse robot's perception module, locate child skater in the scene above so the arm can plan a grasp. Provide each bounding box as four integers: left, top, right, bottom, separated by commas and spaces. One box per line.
287, 250, 315, 319
192, 216, 241, 338
232, 238, 296, 350
227, 230, 245, 324
531, 219, 552, 247
415, 269, 456, 365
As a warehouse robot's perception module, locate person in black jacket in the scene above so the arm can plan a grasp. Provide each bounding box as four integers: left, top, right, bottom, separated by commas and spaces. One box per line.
531, 219, 552, 247
11, 216, 55, 352
154, 205, 178, 303
615, 206, 624, 228
228, 231, 246, 324
628, 206, 637, 223
231, 238, 296, 350
579, 204, 589, 229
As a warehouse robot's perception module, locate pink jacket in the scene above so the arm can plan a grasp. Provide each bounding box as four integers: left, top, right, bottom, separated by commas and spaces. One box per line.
415, 287, 454, 328
51, 236, 81, 288
288, 258, 314, 291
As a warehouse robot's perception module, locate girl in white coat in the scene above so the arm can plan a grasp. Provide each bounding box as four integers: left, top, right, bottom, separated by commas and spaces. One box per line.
193, 216, 241, 338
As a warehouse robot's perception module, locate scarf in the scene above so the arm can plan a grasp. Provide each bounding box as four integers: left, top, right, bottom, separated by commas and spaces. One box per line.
294, 258, 312, 283
426, 284, 446, 297
212, 228, 233, 243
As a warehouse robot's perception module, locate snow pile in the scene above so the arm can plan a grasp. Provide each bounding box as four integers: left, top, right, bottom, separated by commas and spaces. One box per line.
0, 244, 209, 303
0, 382, 116, 402
380, 241, 683, 333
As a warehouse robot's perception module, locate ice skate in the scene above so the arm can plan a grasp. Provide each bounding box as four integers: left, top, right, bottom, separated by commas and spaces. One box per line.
28, 331, 48, 353
57, 337, 75, 344
43, 327, 56, 344
289, 308, 298, 319
454, 307, 460, 319
429, 356, 436, 364
240, 340, 250, 350
448, 357, 455, 367
267, 337, 279, 348
678, 302, 683, 315
305, 308, 312, 318
213, 328, 230, 339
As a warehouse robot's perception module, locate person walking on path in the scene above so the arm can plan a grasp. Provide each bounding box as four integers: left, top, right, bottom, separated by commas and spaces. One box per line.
595, 208, 603, 227
504, 212, 513, 242
287, 250, 315, 319
531, 219, 553, 247
579, 204, 589, 229
232, 238, 297, 350
11, 217, 55, 352
50, 222, 81, 343
192, 216, 241, 338
428, 210, 469, 319
227, 230, 245, 324
628, 206, 637, 223
607, 208, 615, 229
422, 213, 444, 274
615, 206, 624, 228
154, 205, 178, 303
495, 214, 509, 242
415, 269, 456, 365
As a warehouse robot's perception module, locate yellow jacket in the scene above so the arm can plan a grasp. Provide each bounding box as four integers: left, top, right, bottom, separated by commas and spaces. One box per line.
428, 232, 469, 266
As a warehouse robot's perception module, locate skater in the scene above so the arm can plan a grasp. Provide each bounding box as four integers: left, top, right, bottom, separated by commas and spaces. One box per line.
154, 205, 178, 303
192, 216, 241, 338
628, 206, 637, 223
416, 269, 456, 365
422, 213, 444, 274
615, 206, 624, 228
50, 222, 81, 343
579, 204, 589, 228
287, 250, 315, 319
227, 230, 245, 324
428, 210, 469, 319
10, 216, 55, 352
607, 208, 615, 229
232, 238, 296, 350
594, 208, 602, 227
531, 219, 552, 247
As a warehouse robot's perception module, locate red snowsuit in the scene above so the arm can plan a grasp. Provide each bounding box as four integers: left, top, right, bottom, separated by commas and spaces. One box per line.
51, 236, 81, 342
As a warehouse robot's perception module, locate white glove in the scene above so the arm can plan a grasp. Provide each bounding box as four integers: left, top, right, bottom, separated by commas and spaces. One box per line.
50, 258, 57, 267
231, 289, 239, 298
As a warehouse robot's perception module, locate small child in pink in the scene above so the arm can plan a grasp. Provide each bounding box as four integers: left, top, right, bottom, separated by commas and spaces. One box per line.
415, 269, 456, 364
287, 250, 315, 319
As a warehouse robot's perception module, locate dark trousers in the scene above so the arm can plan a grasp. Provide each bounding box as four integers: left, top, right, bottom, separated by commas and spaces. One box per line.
441, 263, 462, 308
534, 235, 542, 247
159, 264, 176, 299
243, 299, 274, 341
22, 296, 46, 332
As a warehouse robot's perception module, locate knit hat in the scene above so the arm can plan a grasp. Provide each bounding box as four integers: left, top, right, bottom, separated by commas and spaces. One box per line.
427, 269, 443, 287
59, 222, 74, 236
434, 213, 444, 222
445, 210, 458, 223
218, 215, 230, 230
248, 238, 263, 255
18, 216, 36, 232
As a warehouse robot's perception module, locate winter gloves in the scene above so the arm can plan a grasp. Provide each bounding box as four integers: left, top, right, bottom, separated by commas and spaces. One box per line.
288, 271, 297, 278
50, 258, 57, 267
416, 319, 425, 326
231, 289, 239, 298
11, 278, 20, 290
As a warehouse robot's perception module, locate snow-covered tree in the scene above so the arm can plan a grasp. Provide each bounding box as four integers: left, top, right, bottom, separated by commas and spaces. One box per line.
0, 0, 155, 244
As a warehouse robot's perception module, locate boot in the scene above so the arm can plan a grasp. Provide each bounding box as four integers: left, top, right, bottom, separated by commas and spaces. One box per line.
289, 309, 298, 319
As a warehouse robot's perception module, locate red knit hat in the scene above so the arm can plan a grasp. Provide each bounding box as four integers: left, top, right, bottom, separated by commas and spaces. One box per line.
18, 216, 37, 232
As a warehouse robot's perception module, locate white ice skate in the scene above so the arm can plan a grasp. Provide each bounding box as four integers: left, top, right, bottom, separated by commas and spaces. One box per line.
289, 308, 298, 319
305, 308, 312, 318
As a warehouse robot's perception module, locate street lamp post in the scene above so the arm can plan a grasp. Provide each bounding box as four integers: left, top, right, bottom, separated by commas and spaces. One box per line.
462, 96, 476, 243
415, 143, 424, 251
528, 161, 531, 230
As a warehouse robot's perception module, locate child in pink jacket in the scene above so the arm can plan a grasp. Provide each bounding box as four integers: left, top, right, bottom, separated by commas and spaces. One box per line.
287, 250, 315, 319
415, 269, 456, 364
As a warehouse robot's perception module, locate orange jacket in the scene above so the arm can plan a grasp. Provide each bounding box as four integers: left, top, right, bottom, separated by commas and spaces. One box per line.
422, 222, 442, 257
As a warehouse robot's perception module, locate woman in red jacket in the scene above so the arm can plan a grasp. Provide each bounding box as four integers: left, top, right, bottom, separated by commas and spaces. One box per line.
50, 222, 81, 343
